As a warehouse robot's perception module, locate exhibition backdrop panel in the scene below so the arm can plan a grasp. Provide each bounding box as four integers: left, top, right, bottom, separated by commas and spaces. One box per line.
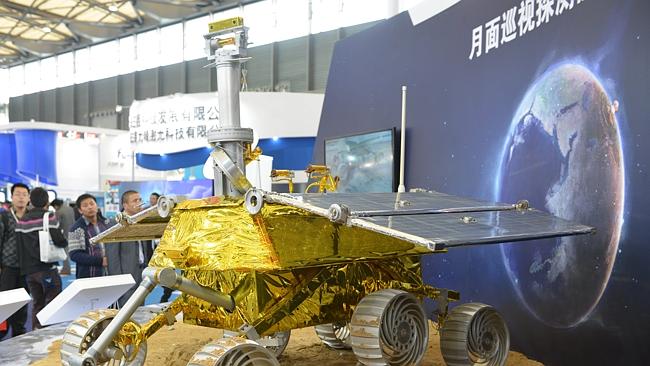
14, 130, 58, 185
314, 0, 649, 364
0, 130, 58, 185
256, 137, 315, 170
136, 137, 315, 172
0, 133, 23, 183
136, 147, 214, 171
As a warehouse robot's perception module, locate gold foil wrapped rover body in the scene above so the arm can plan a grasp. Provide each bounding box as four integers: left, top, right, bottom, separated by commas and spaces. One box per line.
147, 196, 448, 336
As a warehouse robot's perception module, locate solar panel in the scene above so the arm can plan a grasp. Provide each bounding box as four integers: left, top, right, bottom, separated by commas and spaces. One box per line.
276, 191, 594, 249
291, 191, 511, 211
92, 191, 594, 252
91, 206, 169, 244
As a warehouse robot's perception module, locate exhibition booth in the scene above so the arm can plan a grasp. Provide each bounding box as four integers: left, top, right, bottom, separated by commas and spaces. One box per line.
0, 0, 648, 365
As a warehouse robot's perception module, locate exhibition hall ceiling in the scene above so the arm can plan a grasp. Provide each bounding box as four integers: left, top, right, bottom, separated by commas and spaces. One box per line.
0, 0, 256, 67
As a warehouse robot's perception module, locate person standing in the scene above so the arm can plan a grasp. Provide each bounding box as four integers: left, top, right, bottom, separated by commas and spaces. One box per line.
68, 194, 112, 278
0, 183, 29, 338
106, 190, 153, 307
15, 187, 67, 329
50, 199, 75, 275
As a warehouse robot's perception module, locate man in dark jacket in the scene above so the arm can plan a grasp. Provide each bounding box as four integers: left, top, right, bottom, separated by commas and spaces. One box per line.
68, 194, 112, 278
0, 183, 30, 338
106, 190, 153, 307
15, 187, 67, 329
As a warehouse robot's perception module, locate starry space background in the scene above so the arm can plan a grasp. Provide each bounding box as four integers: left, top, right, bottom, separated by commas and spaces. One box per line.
312, 0, 649, 364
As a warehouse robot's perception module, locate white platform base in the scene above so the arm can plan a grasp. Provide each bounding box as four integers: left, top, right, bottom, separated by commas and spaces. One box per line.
0, 288, 31, 323
37, 274, 135, 326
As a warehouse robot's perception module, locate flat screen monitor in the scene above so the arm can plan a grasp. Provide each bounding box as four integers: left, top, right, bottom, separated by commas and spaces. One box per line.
0, 190, 5, 203
325, 128, 395, 193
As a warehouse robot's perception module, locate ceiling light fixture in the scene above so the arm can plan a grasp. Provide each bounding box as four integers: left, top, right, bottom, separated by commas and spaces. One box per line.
42, 26, 51, 33
108, 3, 119, 12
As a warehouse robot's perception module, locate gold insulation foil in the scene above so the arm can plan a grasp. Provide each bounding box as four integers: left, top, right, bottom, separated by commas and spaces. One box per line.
149, 197, 281, 271
181, 257, 426, 336
149, 197, 434, 271
148, 197, 444, 335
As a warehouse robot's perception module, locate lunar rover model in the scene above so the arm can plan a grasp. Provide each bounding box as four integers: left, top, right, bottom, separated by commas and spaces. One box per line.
60, 18, 594, 366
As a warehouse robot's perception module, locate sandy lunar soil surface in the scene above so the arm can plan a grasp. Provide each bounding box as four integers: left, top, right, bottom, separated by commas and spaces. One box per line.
32, 321, 542, 365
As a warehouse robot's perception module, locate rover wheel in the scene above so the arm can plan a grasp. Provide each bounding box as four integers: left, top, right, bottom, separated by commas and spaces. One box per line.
187, 337, 280, 366
315, 322, 351, 349
440, 303, 509, 366
60, 309, 147, 366
224, 330, 291, 358
350, 289, 428, 365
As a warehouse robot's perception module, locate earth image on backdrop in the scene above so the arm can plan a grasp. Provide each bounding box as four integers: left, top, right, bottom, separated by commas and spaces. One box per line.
495, 63, 625, 328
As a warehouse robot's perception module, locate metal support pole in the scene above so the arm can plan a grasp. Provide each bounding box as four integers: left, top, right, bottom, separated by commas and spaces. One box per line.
398, 86, 407, 193
216, 61, 241, 130
214, 59, 245, 197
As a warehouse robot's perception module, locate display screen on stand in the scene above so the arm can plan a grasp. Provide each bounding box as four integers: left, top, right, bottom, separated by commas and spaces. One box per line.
325, 128, 395, 193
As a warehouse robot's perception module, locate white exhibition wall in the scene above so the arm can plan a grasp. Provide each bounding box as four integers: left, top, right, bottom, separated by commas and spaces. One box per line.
55, 137, 100, 198
98, 133, 163, 182
55, 134, 162, 200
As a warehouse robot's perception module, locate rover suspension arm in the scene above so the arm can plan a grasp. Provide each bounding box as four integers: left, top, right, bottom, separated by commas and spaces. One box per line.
70, 267, 235, 366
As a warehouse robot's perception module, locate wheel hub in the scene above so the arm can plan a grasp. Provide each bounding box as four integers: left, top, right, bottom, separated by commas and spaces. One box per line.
395, 321, 412, 345
478, 330, 497, 357
61, 309, 148, 366
80, 319, 113, 363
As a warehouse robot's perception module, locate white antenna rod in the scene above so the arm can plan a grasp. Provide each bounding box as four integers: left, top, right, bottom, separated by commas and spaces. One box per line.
397, 85, 407, 193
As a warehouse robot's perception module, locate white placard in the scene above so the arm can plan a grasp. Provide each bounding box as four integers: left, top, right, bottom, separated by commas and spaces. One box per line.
0, 288, 31, 323
37, 274, 135, 326
128, 92, 323, 155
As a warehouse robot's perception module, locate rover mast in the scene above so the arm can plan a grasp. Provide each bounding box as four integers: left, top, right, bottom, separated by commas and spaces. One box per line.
205, 17, 253, 198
